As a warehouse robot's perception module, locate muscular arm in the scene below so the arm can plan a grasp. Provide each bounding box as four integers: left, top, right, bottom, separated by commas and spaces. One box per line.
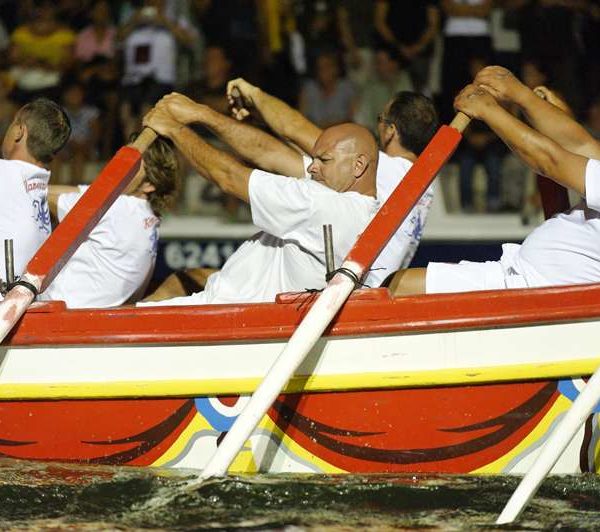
475, 66, 600, 160
160, 94, 306, 177
455, 86, 588, 195
227, 79, 322, 155
373, 1, 396, 46
416, 5, 441, 51
165, 125, 253, 202
515, 89, 600, 160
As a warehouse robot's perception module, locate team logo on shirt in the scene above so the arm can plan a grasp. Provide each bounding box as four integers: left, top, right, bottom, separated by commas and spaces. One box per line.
144, 216, 160, 256
32, 198, 51, 234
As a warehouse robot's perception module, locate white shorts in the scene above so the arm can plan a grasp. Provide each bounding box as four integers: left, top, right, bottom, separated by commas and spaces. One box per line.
425, 259, 528, 294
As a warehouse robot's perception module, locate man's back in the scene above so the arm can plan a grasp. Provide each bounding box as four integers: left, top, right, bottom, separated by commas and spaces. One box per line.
41, 186, 159, 308
0, 159, 51, 277
367, 152, 435, 285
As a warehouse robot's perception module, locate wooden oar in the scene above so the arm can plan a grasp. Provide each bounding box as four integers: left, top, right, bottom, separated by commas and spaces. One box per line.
497, 371, 600, 524
0, 128, 157, 342
196, 112, 471, 480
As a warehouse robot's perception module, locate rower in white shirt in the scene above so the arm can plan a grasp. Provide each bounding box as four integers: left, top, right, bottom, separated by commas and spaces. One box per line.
389, 66, 600, 295
0, 98, 71, 280
40, 136, 180, 308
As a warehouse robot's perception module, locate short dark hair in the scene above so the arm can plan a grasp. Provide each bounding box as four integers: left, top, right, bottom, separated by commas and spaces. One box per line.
141, 136, 180, 217
18, 98, 71, 164
386, 92, 439, 155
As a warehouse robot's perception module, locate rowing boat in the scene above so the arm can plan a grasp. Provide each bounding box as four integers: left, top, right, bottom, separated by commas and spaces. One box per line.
0, 281, 598, 475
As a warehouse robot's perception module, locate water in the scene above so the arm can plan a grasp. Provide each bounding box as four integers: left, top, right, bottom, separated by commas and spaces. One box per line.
1, 458, 599, 530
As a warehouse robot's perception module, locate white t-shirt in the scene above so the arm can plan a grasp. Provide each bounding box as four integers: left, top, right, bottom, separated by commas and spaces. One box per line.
142, 170, 377, 306
0, 159, 51, 277
444, 0, 490, 37
122, 26, 178, 85
303, 152, 435, 286
506, 158, 600, 287
41, 186, 159, 308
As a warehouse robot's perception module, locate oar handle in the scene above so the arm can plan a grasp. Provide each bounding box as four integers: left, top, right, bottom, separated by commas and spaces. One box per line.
122, 128, 159, 195
449, 112, 471, 133
130, 127, 158, 153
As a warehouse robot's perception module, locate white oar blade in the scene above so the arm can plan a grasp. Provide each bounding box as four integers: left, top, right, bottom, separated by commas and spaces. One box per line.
497, 369, 600, 524
199, 266, 357, 479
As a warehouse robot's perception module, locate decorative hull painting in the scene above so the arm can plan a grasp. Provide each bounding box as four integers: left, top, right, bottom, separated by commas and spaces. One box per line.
0, 380, 595, 474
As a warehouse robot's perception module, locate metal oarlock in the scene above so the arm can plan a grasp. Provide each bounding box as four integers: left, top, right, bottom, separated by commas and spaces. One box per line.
5, 239, 14, 287
323, 224, 334, 279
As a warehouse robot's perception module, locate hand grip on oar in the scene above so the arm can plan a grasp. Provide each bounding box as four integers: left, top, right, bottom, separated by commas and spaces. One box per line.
449, 112, 471, 133
230, 87, 245, 112
130, 127, 158, 153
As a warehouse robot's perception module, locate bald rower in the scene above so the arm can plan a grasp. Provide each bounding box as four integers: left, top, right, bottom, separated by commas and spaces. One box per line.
141, 102, 379, 306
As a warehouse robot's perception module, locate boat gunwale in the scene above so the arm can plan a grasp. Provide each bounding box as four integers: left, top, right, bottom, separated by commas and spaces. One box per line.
6, 282, 600, 346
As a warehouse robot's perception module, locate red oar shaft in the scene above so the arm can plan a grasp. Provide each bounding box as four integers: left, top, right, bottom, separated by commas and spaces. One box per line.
347, 114, 469, 274
0, 128, 157, 342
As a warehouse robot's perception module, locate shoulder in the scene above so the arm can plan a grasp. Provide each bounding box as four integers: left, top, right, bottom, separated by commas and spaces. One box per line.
376, 152, 412, 178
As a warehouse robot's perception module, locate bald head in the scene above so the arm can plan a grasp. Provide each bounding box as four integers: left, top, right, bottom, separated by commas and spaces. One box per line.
307, 123, 378, 196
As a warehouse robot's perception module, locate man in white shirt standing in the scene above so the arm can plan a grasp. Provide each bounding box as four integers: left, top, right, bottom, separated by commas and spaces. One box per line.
40, 136, 179, 308
0, 98, 71, 279
140, 103, 379, 306
390, 66, 600, 295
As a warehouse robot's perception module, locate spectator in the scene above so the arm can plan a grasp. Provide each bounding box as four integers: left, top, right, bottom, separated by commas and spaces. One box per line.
336, 0, 375, 88
0, 17, 9, 68
299, 49, 355, 128
440, 0, 493, 122
195, 0, 261, 82
118, 0, 196, 139
456, 55, 505, 212
374, 0, 440, 95
52, 82, 100, 185
295, 0, 340, 73
8, 0, 76, 103
354, 46, 412, 133
518, 0, 586, 114
75, 0, 119, 158
75, 0, 116, 63
57, 0, 94, 31
0, 72, 16, 138
192, 44, 234, 116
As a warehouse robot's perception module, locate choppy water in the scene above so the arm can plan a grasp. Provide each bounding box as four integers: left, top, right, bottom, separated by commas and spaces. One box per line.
1, 458, 599, 531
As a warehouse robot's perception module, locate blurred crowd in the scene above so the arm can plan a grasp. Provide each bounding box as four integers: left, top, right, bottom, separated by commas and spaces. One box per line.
0, 0, 599, 218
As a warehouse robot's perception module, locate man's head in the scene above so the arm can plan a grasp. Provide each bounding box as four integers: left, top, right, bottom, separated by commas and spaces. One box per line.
374, 46, 401, 83
1, 98, 71, 165
377, 92, 438, 157
131, 135, 180, 217
307, 123, 378, 196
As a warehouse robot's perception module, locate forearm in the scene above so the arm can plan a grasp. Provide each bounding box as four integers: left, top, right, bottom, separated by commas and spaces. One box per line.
201, 106, 305, 177
374, 3, 397, 45
415, 6, 440, 49
253, 88, 322, 154
47, 185, 78, 218
517, 89, 600, 159
170, 126, 252, 202
337, 6, 356, 52
481, 106, 587, 194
